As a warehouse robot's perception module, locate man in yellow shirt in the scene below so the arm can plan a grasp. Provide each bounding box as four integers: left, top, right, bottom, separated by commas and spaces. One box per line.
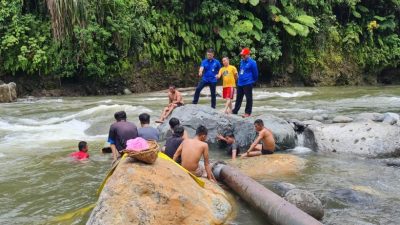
216, 57, 238, 114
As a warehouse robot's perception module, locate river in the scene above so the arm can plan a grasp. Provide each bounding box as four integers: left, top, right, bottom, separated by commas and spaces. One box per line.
0, 86, 399, 225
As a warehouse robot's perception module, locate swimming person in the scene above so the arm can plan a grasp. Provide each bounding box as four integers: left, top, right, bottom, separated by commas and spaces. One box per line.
164, 125, 184, 162
232, 47, 259, 118
70, 141, 89, 160
138, 113, 159, 141
173, 125, 216, 181
216, 57, 238, 114
241, 119, 276, 157
108, 111, 138, 163
192, 48, 221, 109
156, 85, 184, 123
216, 132, 240, 160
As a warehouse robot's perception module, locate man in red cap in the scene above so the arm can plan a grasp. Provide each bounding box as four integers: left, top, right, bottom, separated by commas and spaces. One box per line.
232, 47, 259, 117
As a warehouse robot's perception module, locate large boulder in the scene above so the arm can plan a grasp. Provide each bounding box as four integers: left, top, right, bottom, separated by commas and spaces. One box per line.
303, 121, 400, 156
229, 154, 305, 179
158, 105, 296, 149
88, 158, 233, 225
0, 82, 17, 103
383, 112, 399, 125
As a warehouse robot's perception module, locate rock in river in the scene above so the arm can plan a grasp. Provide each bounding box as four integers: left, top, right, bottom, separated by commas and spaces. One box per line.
332, 116, 353, 123
88, 158, 233, 225
304, 121, 400, 156
284, 189, 324, 220
158, 105, 296, 149
0, 82, 17, 103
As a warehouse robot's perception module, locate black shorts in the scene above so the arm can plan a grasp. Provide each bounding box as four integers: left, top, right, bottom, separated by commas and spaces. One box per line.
176, 102, 184, 107
261, 149, 274, 155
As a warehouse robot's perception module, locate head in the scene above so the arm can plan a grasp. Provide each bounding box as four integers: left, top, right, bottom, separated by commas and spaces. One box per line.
240, 47, 251, 60
173, 125, 184, 138
169, 117, 180, 129
222, 57, 230, 67
225, 132, 235, 141
78, 141, 88, 152
196, 125, 208, 141
169, 85, 176, 94
139, 113, 150, 126
254, 119, 264, 132
114, 111, 127, 122
206, 48, 215, 60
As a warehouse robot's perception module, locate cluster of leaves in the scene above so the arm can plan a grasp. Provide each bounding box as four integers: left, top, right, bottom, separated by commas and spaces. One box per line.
0, 0, 399, 83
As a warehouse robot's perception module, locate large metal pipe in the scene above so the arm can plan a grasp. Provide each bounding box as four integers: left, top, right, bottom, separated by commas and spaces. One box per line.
213, 162, 322, 225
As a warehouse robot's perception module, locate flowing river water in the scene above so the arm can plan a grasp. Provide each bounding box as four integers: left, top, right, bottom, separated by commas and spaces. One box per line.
1, 86, 400, 225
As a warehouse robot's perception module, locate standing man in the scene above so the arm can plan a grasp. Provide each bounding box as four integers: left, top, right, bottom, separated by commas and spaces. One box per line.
232, 48, 258, 118
192, 48, 221, 109
108, 111, 138, 163
216, 57, 238, 114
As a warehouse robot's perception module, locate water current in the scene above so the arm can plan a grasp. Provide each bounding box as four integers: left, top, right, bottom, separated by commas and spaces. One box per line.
0, 86, 399, 225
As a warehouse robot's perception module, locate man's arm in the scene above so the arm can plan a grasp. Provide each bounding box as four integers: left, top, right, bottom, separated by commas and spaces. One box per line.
234, 67, 238, 81
231, 142, 238, 160
203, 144, 216, 182
252, 61, 259, 82
173, 142, 184, 161
216, 134, 227, 142
247, 132, 264, 153
110, 144, 119, 162
108, 126, 119, 162
199, 66, 204, 77
216, 68, 223, 79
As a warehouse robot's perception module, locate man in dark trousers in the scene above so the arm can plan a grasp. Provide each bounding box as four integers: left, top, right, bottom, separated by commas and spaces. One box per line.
108, 111, 138, 163
192, 48, 221, 109
232, 47, 259, 118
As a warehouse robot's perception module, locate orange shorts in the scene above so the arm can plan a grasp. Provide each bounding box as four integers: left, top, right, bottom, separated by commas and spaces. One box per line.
222, 87, 235, 99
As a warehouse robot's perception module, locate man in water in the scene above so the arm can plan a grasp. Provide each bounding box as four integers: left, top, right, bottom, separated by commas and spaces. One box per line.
164, 125, 184, 162
70, 141, 89, 160
173, 125, 216, 181
216, 132, 240, 160
216, 57, 238, 114
138, 113, 159, 141
108, 111, 138, 163
157, 85, 184, 123
192, 48, 221, 109
232, 47, 259, 118
241, 119, 276, 157
165, 117, 189, 140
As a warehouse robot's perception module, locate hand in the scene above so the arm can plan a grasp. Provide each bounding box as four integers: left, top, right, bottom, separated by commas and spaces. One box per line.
216, 134, 223, 140
198, 73, 202, 78
215, 75, 220, 79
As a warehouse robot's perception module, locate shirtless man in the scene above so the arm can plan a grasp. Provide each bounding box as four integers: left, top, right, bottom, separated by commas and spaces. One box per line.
156, 85, 184, 123
241, 119, 276, 157
173, 125, 216, 181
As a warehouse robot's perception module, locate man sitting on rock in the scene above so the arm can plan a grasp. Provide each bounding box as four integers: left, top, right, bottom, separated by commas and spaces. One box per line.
241, 119, 276, 157
173, 125, 216, 181
164, 125, 184, 162
156, 85, 184, 123
108, 111, 138, 163
138, 113, 159, 141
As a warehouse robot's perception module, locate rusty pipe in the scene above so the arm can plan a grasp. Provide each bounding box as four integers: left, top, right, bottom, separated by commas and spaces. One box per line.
213, 163, 322, 225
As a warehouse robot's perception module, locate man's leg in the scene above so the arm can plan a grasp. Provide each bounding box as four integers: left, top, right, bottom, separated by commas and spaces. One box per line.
163, 104, 177, 121
192, 80, 207, 104
244, 84, 253, 115
232, 86, 244, 114
210, 82, 217, 109
241, 144, 262, 158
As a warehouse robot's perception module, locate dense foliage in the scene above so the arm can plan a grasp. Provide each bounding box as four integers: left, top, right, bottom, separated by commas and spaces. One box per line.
0, 0, 399, 85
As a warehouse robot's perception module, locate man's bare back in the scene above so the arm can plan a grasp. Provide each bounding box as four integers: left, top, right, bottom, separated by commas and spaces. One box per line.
242, 119, 276, 157
178, 138, 207, 172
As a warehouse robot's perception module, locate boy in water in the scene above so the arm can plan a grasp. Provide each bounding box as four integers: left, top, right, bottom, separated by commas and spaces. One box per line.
156, 85, 184, 123
216, 57, 238, 114
241, 119, 276, 157
173, 126, 216, 181
216, 132, 240, 160
70, 141, 89, 160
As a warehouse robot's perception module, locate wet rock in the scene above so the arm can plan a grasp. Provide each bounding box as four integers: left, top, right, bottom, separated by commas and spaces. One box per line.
312, 115, 324, 122
123, 88, 132, 95
354, 113, 384, 122
229, 154, 305, 180
158, 105, 296, 149
302, 120, 322, 126
88, 158, 233, 225
288, 119, 306, 133
284, 189, 324, 220
331, 189, 374, 204
0, 82, 17, 103
382, 158, 400, 167
304, 121, 400, 156
272, 182, 297, 197
383, 112, 399, 125
332, 116, 353, 123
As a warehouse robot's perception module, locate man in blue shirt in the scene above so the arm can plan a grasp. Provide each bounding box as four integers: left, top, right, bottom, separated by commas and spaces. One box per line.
232, 48, 259, 117
192, 48, 221, 109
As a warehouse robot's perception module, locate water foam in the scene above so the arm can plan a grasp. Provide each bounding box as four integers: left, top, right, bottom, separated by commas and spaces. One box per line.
254, 91, 313, 100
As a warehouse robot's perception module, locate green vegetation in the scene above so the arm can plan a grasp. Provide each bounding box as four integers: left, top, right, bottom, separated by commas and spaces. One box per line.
0, 0, 399, 87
